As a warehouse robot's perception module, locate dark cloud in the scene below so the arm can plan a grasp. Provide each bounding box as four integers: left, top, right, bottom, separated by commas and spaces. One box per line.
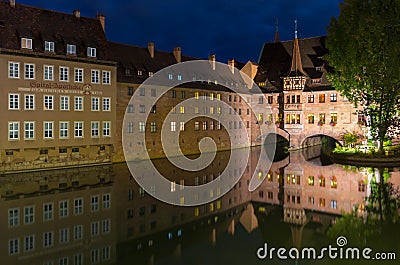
19, 0, 341, 62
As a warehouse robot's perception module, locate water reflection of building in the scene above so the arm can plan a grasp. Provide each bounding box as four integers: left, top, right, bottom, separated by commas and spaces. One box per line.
0, 165, 116, 265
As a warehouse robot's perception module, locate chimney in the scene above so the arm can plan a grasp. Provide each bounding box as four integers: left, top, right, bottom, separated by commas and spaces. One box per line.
209, 54, 216, 70
228, 59, 235, 74
73, 10, 81, 18
173, 47, 181, 63
10, 0, 15, 8
97, 14, 105, 31
148, 42, 154, 58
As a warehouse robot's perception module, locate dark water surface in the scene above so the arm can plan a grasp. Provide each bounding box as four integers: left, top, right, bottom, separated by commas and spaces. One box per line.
1, 145, 399, 265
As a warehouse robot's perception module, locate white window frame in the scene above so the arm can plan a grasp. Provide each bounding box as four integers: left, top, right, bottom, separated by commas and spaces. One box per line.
67, 44, 76, 55
43, 121, 54, 139
43, 203, 53, 221
9, 238, 19, 255
91, 97, 99, 111
43, 65, 54, 81
59, 121, 69, 139
102, 97, 111, 111
91, 69, 100, 84
102, 194, 111, 209
127, 122, 133, 133
9, 93, 19, 110
24, 121, 35, 140
91, 195, 99, 212
60, 96, 69, 111
74, 96, 83, 111
91, 121, 100, 138
180, 121, 185, 131
9, 208, 19, 227
59, 200, 68, 218
170, 121, 176, 132
139, 122, 145, 133
73, 225, 83, 241
87, 47, 97, 57
91, 221, 100, 237
59, 66, 69, 82
103, 121, 110, 137
43, 231, 53, 248
24, 94, 34, 110
21, 38, 32, 49
24, 206, 35, 224
43, 95, 54, 110
45, 41, 54, 52
8, 122, 20, 140
74, 122, 84, 138
74, 68, 84, 83
102, 70, 111, 84
24, 235, 34, 252
24, 63, 35, 79
59, 228, 69, 244
8, 61, 20, 78
102, 219, 111, 234
74, 198, 83, 215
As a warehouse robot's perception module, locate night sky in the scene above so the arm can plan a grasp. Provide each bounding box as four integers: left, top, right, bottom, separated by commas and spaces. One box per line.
19, 0, 342, 62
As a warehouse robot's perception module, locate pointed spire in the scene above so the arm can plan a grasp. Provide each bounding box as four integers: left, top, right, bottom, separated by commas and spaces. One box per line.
290, 19, 307, 76
274, 17, 280, 42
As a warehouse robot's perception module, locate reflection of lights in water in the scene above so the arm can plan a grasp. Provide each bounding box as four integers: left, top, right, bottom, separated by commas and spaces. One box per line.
177, 229, 182, 237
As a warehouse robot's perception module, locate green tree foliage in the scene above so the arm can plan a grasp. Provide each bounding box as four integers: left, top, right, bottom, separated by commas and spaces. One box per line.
326, 0, 400, 153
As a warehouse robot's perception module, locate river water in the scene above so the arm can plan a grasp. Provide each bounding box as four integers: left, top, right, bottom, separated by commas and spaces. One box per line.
1, 145, 399, 265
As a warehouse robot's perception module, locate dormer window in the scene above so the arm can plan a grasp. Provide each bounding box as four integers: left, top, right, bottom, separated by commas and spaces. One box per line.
125, 69, 132, 76
21, 38, 32, 49
137, 70, 142, 76
67, 44, 76, 55
45, 41, 54, 52
316, 66, 323, 72
149, 72, 153, 77
87, 47, 97, 58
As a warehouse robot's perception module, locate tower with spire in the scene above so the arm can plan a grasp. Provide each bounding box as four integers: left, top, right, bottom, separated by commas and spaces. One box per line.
283, 19, 308, 91
274, 17, 280, 43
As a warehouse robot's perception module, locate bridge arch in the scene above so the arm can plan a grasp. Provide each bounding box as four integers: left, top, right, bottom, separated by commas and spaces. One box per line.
299, 132, 342, 148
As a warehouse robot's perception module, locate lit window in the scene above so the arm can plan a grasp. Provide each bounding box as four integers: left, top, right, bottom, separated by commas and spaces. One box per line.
44, 65, 54, 81
177, 74, 182, 80
308, 114, 314, 124
168, 73, 173, 80
24, 63, 35, 79
180, 106, 185, 114
74, 68, 84, 83
170, 121, 176, 132
331, 176, 338, 188
139, 122, 145, 133
45, 41, 54, 52
150, 122, 157, 133
308, 176, 314, 186
8, 62, 20, 78
67, 44, 76, 55
330, 200, 337, 209
202, 121, 207, 130
21, 38, 32, 49
87, 47, 97, 57
319, 176, 325, 187
194, 92, 199, 99
319, 94, 325, 103
180, 122, 185, 131
59, 66, 69, 82
194, 121, 200, 131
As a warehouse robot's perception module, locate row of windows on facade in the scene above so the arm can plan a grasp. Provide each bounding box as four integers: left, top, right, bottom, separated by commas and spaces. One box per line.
125, 120, 232, 133
285, 113, 339, 125
8, 195, 111, 228
8, 94, 111, 112
7, 121, 111, 140
9, 231, 111, 262
21, 38, 98, 58
284, 193, 339, 209
285, 93, 338, 104
128, 87, 223, 100
8, 62, 111, 84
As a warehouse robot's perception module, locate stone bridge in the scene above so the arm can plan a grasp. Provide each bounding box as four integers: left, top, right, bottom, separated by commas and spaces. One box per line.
260, 122, 363, 150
